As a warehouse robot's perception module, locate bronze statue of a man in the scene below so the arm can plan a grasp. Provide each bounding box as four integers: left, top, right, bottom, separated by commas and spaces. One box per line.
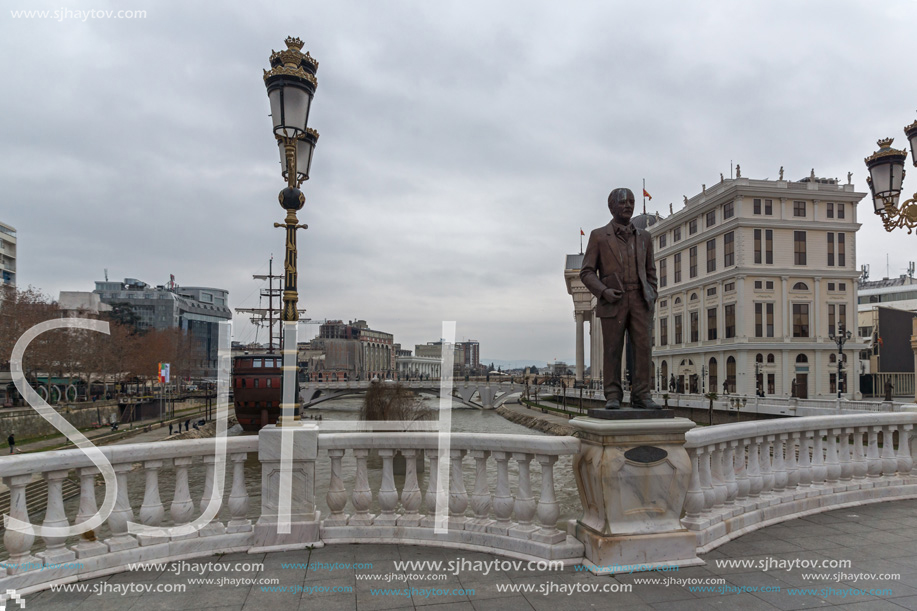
580, 188, 660, 410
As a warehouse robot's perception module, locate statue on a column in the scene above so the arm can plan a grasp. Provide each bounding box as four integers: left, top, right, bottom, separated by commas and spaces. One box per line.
580, 188, 660, 410
885, 379, 894, 401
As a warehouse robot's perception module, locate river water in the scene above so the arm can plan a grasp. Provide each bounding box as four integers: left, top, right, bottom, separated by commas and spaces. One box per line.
8, 397, 581, 556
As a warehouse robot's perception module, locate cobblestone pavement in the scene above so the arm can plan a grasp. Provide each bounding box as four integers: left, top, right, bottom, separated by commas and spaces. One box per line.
20, 499, 917, 610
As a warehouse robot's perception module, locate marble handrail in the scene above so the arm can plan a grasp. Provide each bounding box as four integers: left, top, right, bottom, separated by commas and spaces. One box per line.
682, 412, 917, 551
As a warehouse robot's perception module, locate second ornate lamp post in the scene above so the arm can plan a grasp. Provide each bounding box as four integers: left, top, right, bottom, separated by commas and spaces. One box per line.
264, 37, 320, 426
864, 117, 917, 233
829, 325, 852, 399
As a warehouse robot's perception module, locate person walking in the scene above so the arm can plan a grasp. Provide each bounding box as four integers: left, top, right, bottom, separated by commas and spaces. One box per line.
8, 432, 15, 455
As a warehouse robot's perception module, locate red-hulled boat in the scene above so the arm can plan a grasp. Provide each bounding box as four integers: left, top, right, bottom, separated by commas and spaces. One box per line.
232, 353, 283, 431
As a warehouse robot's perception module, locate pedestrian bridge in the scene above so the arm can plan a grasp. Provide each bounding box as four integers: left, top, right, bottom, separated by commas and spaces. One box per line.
2, 411, 917, 596
300, 380, 524, 410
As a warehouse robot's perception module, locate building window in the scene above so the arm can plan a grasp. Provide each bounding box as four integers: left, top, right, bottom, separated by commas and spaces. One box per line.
765, 199, 773, 215
754, 229, 762, 264
690, 311, 699, 342
793, 303, 809, 337
706, 210, 716, 228
659, 317, 668, 346
709, 358, 718, 391
689, 219, 698, 235
659, 234, 666, 249
725, 304, 736, 338
674, 252, 682, 283
724, 281, 735, 292
793, 282, 808, 290
827, 202, 834, 218
828, 303, 836, 335
827, 232, 835, 266
707, 308, 717, 340
794, 201, 806, 217
838, 203, 845, 219
766, 302, 774, 337
690, 292, 698, 301
794, 231, 806, 265
724, 201, 734, 219
828, 282, 835, 291
838, 233, 845, 267
767, 353, 775, 363
768, 373, 775, 394
659, 257, 667, 288
706, 239, 716, 272
689, 246, 697, 278
659, 299, 667, 309
765, 229, 773, 264
707, 286, 716, 297
766, 280, 774, 290
839, 303, 847, 333
726, 356, 736, 393
674, 315, 683, 344
755, 303, 763, 337
674, 226, 682, 242
753, 198, 761, 214
839, 282, 846, 291
754, 280, 763, 289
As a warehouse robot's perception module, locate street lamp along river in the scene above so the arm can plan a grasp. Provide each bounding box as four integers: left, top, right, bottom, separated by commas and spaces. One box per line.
264, 36, 320, 425
864, 116, 917, 233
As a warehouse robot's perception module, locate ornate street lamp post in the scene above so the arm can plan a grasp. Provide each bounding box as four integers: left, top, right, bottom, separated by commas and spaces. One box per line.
264, 36, 320, 426
864, 117, 917, 233
829, 325, 852, 399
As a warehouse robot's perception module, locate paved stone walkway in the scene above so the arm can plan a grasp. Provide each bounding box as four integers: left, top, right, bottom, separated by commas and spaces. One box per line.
22, 499, 917, 610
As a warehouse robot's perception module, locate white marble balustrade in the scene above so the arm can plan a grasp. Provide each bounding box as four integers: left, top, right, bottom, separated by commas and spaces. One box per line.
683, 413, 917, 551
317, 432, 584, 562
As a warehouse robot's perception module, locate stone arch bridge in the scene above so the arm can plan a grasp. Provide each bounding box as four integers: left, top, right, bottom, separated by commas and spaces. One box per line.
299, 380, 523, 409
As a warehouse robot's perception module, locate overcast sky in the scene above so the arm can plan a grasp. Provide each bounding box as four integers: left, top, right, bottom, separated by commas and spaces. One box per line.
2, 0, 917, 365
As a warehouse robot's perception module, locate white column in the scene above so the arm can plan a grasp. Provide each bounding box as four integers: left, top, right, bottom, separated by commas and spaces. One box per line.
575, 311, 585, 383
781, 276, 790, 339
736, 275, 746, 340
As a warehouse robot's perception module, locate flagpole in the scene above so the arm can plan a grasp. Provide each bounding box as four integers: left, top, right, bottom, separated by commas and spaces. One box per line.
642, 178, 647, 215
580, 229, 583, 255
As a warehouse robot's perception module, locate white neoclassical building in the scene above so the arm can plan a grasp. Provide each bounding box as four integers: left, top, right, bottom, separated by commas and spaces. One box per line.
566, 172, 869, 399
395, 355, 442, 379
650, 172, 867, 399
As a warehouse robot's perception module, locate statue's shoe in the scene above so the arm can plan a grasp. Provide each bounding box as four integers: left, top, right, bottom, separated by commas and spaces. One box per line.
631, 397, 662, 410
604, 399, 621, 410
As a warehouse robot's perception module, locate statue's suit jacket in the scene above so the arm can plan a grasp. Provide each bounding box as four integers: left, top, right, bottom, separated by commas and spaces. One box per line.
579, 221, 658, 317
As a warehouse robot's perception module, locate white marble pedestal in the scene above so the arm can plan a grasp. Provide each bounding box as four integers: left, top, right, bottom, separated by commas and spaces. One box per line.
251, 424, 323, 553
570, 416, 703, 574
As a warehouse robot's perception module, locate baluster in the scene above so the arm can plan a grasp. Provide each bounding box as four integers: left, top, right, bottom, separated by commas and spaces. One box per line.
421, 449, 441, 528
72, 466, 107, 558
2, 474, 38, 574
169, 456, 197, 539
509, 452, 537, 538
811, 431, 826, 487
325, 449, 348, 526
533, 454, 565, 543
785, 432, 799, 491
734, 438, 750, 502
838, 429, 853, 483
199, 455, 226, 536
227, 452, 252, 533
852, 427, 868, 482
773, 435, 787, 493
896, 424, 914, 475
723, 441, 738, 505
398, 449, 423, 526
747, 438, 763, 498
349, 448, 374, 525
825, 429, 840, 485
710, 444, 727, 508
138, 459, 167, 545
881, 425, 898, 477
797, 432, 812, 489
375, 449, 399, 525
467, 450, 493, 531
448, 449, 469, 528
487, 451, 513, 535
760, 435, 775, 495
107, 463, 139, 551
37, 470, 76, 564
684, 447, 705, 520
866, 426, 883, 481
698, 447, 716, 509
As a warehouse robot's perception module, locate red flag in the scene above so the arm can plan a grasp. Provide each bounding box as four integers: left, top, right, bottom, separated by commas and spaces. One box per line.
643, 189, 652, 200
580, 228, 585, 236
